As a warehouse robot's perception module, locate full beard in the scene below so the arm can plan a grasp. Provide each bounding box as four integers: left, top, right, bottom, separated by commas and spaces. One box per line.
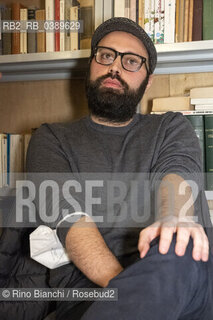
85, 71, 149, 123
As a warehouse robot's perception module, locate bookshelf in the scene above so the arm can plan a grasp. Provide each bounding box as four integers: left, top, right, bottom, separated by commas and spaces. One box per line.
0, 40, 213, 82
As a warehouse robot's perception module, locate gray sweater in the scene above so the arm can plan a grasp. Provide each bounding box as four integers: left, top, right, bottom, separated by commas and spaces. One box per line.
26, 112, 213, 265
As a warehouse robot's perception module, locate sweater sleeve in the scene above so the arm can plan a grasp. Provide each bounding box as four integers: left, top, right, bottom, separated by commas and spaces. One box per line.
150, 112, 213, 247
26, 123, 85, 247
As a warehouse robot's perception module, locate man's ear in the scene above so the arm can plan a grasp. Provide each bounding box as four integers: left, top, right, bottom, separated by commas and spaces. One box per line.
145, 74, 154, 93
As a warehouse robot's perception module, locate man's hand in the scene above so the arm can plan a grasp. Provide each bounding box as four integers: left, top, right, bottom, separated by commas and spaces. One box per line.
138, 216, 209, 262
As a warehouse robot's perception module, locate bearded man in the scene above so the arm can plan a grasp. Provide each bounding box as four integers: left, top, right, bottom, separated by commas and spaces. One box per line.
27, 18, 213, 320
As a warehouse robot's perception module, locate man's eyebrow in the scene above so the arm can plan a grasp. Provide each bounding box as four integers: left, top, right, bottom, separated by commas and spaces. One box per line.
100, 46, 146, 57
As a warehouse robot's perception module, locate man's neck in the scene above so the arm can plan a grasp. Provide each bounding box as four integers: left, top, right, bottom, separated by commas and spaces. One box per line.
90, 115, 134, 127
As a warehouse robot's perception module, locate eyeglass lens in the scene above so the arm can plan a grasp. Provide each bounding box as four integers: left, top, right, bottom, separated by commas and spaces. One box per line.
95, 47, 143, 72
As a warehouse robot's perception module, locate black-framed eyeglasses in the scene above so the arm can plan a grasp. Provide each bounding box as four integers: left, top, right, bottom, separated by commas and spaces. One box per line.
94, 46, 149, 73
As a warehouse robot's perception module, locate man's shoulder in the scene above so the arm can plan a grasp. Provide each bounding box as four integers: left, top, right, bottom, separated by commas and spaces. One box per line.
35, 117, 88, 137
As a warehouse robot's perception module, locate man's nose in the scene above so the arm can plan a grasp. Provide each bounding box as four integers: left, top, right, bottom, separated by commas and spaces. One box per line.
107, 56, 122, 75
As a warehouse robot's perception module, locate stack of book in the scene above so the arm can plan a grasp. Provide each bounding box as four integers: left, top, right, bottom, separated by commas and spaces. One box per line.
0, 0, 95, 55
151, 87, 213, 190
0, 133, 31, 188
112, 0, 213, 44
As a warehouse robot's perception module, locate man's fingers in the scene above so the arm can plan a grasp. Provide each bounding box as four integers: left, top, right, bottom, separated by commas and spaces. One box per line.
191, 225, 209, 262
158, 224, 176, 255
175, 227, 190, 257
138, 221, 161, 258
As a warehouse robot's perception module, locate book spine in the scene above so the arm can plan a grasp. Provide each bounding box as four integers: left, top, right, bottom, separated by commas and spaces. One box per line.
204, 115, 213, 190
203, 0, 213, 41
2, 8, 12, 55
145, 0, 154, 41
36, 10, 46, 53
178, 0, 184, 42
138, 0, 145, 28
27, 9, 37, 53
188, 0, 193, 42
185, 115, 205, 174
125, 0, 130, 18
60, 0, 65, 51
114, 0, 126, 17
65, 0, 72, 51
55, 0, 60, 51
175, 0, 180, 42
79, 0, 94, 50
183, 0, 189, 42
2, 135, 7, 187
45, 0, 55, 52
0, 8, 2, 55
150, 0, 155, 42
130, 0, 137, 22
192, 0, 202, 41
0, 135, 3, 187
7, 134, 10, 186
12, 3, 21, 54
94, 0, 103, 29
164, 0, 176, 43
103, 0, 113, 21
70, 6, 79, 51
20, 8, 28, 54
154, 0, 164, 44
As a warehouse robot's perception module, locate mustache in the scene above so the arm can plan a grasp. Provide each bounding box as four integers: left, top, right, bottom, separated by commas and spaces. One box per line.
91, 73, 129, 91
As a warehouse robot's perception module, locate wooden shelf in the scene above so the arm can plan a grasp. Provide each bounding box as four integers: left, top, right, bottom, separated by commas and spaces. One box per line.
0, 41, 213, 82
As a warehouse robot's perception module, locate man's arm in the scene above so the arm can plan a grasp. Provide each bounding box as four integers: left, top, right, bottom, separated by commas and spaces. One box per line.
138, 173, 209, 261
65, 216, 123, 287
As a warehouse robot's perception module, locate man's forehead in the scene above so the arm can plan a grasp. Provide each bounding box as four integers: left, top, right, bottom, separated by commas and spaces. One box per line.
97, 31, 149, 57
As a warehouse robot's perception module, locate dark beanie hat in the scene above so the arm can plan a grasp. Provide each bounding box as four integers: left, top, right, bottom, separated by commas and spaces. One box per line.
91, 17, 157, 74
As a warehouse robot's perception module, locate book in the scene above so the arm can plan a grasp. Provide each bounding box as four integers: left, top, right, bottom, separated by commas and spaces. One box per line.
12, 3, 24, 54
114, 0, 126, 17
60, 0, 65, 51
2, 7, 12, 55
203, 0, 213, 40
79, 0, 94, 50
152, 96, 192, 112
190, 87, 213, 99
178, 0, 184, 42
103, 0, 113, 21
204, 115, 213, 190
130, 0, 137, 22
0, 6, 3, 55
185, 115, 205, 173
138, 0, 145, 28
20, 8, 28, 54
45, 0, 55, 52
188, 0, 193, 42
175, 0, 180, 42
94, 0, 103, 29
191, 98, 213, 106
0, 134, 4, 187
164, 0, 176, 43
125, 0, 130, 19
27, 8, 37, 53
2, 135, 7, 187
24, 133, 32, 171
144, 0, 154, 42
192, 0, 202, 41
195, 105, 213, 111
36, 10, 46, 53
151, 110, 213, 115
7, 134, 24, 188
154, 0, 165, 44
65, 0, 73, 51
183, 0, 189, 42
70, 5, 79, 51
55, 0, 60, 51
